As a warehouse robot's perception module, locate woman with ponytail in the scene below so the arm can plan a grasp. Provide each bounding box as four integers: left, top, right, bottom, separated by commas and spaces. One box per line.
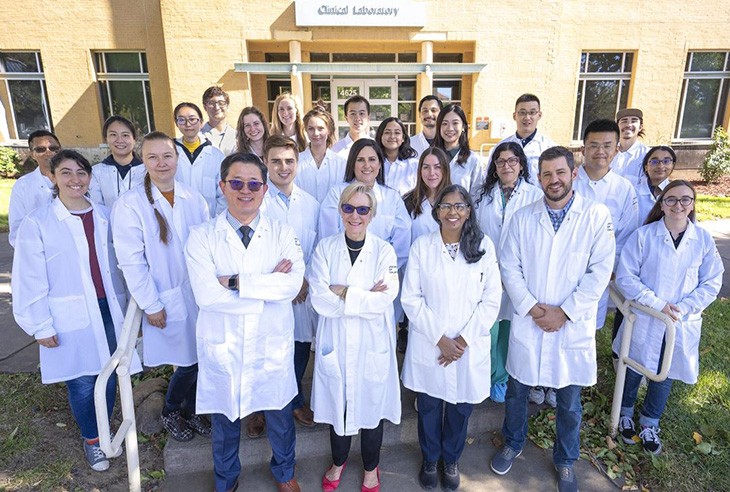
111, 131, 211, 441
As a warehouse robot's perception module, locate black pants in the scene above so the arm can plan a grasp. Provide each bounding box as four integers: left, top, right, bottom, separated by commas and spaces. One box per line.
611, 311, 624, 359
330, 420, 384, 471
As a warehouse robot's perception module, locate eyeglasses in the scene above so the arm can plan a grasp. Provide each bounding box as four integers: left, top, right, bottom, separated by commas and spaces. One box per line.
175, 117, 201, 126
32, 145, 61, 154
225, 179, 263, 192
340, 204, 371, 215
648, 158, 675, 166
662, 196, 694, 207
517, 110, 539, 117
205, 100, 228, 109
437, 203, 469, 212
495, 157, 520, 168
587, 143, 616, 151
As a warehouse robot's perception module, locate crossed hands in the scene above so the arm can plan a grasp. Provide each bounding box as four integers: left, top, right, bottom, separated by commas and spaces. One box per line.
437, 335, 468, 367
217, 259, 294, 291
529, 303, 568, 333
329, 279, 388, 299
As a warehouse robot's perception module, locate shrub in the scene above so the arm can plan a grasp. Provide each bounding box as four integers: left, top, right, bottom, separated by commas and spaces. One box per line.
0, 146, 21, 177
699, 126, 730, 184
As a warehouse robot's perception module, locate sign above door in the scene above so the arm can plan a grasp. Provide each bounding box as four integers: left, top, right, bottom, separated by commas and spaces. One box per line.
295, 1, 426, 27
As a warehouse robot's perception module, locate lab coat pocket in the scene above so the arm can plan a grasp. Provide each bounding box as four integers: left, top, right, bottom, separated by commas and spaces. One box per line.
468, 271, 484, 303
49, 296, 89, 333
319, 347, 341, 379
566, 253, 589, 282
203, 340, 232, 367
468, 335, 490, 368
363, 350, 390, 383
264, 335, 289, 372
159, 286, 187, 322
562, 320, 594, 351
412, 331, 439, 367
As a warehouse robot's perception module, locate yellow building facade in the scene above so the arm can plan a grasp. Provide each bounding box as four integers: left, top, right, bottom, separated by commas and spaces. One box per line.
1, 0, 729, 163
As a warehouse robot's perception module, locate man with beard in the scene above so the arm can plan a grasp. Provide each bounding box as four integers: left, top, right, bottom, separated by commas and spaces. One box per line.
410, 95, 442, 157
491, 146, 615, 492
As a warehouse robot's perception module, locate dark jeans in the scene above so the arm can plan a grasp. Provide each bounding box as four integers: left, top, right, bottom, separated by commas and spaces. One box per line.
211, 401, 296, 491
292, 341, 311, 410
330, 420, 384, 471
417, 392, 473, 463
620, 336, 673, 428
164, 364, 198, 418
66, 297, 117, 440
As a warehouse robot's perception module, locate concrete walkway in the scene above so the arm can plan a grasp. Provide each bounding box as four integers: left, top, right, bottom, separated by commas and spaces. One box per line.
700, 219, 730, 298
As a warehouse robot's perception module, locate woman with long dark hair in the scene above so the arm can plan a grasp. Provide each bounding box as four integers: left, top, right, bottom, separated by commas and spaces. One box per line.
375, 116, 419, 196
235, 106, 270, 160
635, 145, 676, 224
403, 147, 452, 243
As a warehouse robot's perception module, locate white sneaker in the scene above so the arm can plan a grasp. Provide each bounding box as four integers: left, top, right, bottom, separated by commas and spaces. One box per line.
529, 386, 545, 405
545, 388, 557, 408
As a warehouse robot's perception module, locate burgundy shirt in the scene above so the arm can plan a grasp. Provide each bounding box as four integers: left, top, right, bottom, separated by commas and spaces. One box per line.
72, 208, 106, 299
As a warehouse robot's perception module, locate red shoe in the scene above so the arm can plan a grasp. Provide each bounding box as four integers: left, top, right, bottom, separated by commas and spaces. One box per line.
322, 462, 346, 492
361, 467, 380, 492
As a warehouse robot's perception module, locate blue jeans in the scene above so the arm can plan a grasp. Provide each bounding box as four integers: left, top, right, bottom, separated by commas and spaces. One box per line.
291, 341, 311, 410
417, 392, 473, 463
211, 401, 296, 491
503, 377, 582, 467
165, 364, 198, 418
66, 297, 117, 440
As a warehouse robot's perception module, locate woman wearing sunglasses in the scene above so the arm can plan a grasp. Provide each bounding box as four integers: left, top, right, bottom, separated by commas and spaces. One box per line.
401, 184, 501, 491
614, 180, 723, 455
310, 182, 401, 492
473, 142, 543, 404
635, 146, 676, 225
173, 102, 226, 218
375, 116, 419, 196
112, 132, 211, 442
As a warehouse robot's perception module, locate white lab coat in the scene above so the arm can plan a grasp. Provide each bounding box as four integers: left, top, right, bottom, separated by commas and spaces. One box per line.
410, 132, 432, 158
613, 220, 724, 384
111, 182, 209, 367
202, 122, 237, 156
474, 179, 543, 320
500, 193, 615, 388
261, 184, 320, 343
185, 213, 304, 421
11, 198, 142, 384
401, 232, 501, 404
635, 177, 669, 226
174, 137, 226, 218
611, 140, 648, 185
449, 151, 487, 196
295, 147, 346, 203
488, 131, 557, 186
309, 233, 401, 436
385, 157, 419, 196
332, 134, 355, 159
319, 181, 412, 269
8, 167, 54, 247
89, 159, 147, 208
409, 199, 438, 244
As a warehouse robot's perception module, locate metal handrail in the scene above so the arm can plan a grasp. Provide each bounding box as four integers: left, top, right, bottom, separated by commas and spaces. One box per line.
608, 282, 676, 438
94, 298, 144, 492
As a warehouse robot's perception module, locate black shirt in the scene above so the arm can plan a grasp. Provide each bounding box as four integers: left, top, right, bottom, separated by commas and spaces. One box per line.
345, 235, 365, 264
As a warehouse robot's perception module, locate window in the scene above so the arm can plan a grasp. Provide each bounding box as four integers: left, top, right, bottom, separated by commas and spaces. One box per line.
311, 79, 332, 113
675, 52, 730, 140
397, 80, 417, 135
573, 52, 633, 140
266, 79, 292, 119
95, 52, 155, 134
433, 53, 463, 63
433, 78, 462, 106
0, 51, 52, 140
265, 53, 290, 63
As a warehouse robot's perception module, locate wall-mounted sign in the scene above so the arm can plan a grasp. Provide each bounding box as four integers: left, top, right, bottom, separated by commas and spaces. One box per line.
476, 117, 490, 131
295, 1, 426, 27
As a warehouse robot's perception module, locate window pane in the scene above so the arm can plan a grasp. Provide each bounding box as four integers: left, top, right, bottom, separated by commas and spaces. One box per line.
144, 80, 155, 132
689, 52, 725, 72
398, 53, 417, 63
573, 81, 584, 141
107, 80, 150, 134
398, 102, 415, 122
398, 81, 416, 101
619, 80, 630, 111
0, 52, 39, 73
8, 80, 50, 138
579, 53, 587, 73
433, 53, 463, 63
433, 80, 461, 102
267, 80, 292, 100
623, 53, 634, 72
369, 86, 391, 100
336, 86, 360, 99
579, 80, 620, 137
265, 53, 290, 63
311, 81, 331, 101
371, 104, 391, 121
141, 53, 148, 74
679, 78, 721, 138
337, 104, 345, 121
310, 52, 329, 62
103, 53, 142, 73
332, 53, 395, 63
586, 53, 623, 73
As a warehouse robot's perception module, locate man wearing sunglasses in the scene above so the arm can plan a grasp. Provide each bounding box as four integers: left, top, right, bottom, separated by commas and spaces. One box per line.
185, 152, 305, 492
8, 129, 61, 246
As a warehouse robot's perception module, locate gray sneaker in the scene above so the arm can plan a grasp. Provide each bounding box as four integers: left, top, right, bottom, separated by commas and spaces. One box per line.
490, 445, 522, 475
83, 440, 109, 472
555, 465, 578, 492
618, 416, 639, 445
529, 386, 545, 405
545, 388, 557, 408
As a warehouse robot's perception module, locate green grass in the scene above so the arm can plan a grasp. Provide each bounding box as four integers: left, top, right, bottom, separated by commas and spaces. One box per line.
696, 195, 730, 222
0, 177, 14, 232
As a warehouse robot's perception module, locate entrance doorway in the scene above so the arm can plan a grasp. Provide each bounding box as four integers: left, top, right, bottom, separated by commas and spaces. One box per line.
333, 79, 397, 139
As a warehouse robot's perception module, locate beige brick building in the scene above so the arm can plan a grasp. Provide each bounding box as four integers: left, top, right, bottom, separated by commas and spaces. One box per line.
1, 0, 729, 165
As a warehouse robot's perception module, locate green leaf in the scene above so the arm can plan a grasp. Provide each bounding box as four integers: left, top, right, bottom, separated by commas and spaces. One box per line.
695, 442, 712, 455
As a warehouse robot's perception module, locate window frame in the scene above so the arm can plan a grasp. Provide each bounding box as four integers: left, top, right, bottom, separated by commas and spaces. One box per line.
0, 50, 53, 142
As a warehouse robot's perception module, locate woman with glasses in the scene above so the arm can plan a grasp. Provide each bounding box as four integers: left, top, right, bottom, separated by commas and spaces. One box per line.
474, 142, 542, 403
614, 180, 723, 456
403, 147, 452, 244
401, 184, 501, 491
432, 104, 486, 196
375, 116, 419, 196
201, 86, 237, 156
173, 102, 226, 218
296, 105, 346, 203
636, 146, 676, 225
112, 132, 211, 442
235, 106, 271, 161
310, 182, 401, 492
271, 93, 307, 153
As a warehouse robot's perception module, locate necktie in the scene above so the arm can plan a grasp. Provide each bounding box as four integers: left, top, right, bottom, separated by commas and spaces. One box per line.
240, 226, 252, 247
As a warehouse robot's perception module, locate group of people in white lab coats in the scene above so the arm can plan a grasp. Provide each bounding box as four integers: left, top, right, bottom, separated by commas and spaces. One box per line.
8, 85, 725, 492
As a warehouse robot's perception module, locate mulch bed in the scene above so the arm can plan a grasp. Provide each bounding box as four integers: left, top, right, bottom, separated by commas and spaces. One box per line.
690, 175, 730, 197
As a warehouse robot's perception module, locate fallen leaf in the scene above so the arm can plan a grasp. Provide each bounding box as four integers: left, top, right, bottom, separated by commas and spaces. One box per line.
491, 435, 503, 448
55, 423, 66, 428
547, 414, 556, 421
695, 442, 712, 454
466, 437, 474, 445
693, 431, 703, 444
606, 435, 617, 450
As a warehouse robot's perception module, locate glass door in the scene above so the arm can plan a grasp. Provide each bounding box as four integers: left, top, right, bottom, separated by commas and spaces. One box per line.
333, 80, 364, 139
332, 79, 397, 139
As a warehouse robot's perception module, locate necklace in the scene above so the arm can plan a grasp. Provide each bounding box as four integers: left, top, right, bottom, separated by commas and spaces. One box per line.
346, 244, 363, 252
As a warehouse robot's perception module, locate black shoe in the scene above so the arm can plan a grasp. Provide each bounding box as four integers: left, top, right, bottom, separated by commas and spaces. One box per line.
442, 462, 460, 492
397, 327, 408, 353
186, 414, 212, 436
160, 410, 194, 441
418, 460, 438, 490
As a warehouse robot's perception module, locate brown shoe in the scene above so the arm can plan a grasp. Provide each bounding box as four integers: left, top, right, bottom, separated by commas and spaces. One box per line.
246, 413, 266, 438
292, 406, 314, 427
277, 479, 301, 492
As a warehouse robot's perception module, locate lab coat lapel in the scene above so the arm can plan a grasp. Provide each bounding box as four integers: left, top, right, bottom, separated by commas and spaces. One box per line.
214, 212, 246, 264
244, 214, 271, 269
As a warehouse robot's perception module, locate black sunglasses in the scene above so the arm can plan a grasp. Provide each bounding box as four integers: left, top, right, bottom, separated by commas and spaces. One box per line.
341, 204, 371, 215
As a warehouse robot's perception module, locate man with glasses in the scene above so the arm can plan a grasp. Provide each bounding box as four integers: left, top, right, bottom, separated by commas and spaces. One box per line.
202, 86, 237, 156
574, 119, 639, 329
490, 94, 556, 185
8, 130, 61, 246
185, 152, 304, 492
411, 95, 443, 157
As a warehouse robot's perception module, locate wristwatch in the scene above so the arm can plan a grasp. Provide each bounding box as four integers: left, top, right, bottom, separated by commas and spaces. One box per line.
228, 274, 239, 291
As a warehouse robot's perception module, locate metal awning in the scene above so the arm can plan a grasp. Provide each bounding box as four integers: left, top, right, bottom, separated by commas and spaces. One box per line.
233, 62, 486, 75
